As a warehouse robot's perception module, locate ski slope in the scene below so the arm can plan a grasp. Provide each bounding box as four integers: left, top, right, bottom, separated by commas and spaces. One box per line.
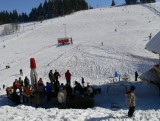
0, 3, 160, 121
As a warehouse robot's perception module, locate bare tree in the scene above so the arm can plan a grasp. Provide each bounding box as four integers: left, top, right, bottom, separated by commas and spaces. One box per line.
1, 23, 19, 35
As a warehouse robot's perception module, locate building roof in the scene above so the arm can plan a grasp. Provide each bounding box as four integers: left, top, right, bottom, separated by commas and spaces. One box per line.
145, 32, 160, 54
139, 68, 160, 83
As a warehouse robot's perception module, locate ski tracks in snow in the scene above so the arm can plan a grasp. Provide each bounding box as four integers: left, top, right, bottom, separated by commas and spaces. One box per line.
41, 44, 156, 83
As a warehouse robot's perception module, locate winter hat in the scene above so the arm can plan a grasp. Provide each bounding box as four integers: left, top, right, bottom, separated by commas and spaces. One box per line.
130, 85, 135, 91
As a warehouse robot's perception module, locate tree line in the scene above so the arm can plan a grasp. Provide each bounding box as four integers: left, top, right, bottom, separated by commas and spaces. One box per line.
125, 0, 156, 5
0, 0, 89, 25
111, 0, 156, 6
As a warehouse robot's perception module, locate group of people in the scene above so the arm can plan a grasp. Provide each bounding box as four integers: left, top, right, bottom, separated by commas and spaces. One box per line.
48, 69, 72, 92
12, 76, 30, 94
8, 69, 93, 106
48, 69, 94, 105
48, 69, 72, 86
7, 68, 137, 117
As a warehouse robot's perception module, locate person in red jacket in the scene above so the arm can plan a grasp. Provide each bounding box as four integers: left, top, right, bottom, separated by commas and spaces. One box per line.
13, 79, 22, 94
13, 79, 21, 89
65, 70, 71, 86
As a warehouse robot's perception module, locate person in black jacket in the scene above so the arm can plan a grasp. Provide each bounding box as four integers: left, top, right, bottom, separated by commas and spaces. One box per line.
54, 70, 61, 87
24, 76, 30, 87
74, 81, 83, 94
135, 71, 139, 81
48, 70, 55, 85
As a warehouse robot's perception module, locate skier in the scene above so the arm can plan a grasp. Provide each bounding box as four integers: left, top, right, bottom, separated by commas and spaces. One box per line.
149, 33, 152, 40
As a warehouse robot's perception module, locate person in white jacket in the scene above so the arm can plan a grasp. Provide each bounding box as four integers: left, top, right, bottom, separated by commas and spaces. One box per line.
57, 85, 67, 108
125, 85, 136, 117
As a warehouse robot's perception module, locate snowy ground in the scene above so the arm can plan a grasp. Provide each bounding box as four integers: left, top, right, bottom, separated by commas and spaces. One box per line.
0, 2, 160, 121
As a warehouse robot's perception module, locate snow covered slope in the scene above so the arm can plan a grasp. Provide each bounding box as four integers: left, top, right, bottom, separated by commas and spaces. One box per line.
0, 3, 160, 121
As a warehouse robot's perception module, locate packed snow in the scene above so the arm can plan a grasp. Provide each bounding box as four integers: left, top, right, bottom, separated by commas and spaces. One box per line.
0, 3, 160, 121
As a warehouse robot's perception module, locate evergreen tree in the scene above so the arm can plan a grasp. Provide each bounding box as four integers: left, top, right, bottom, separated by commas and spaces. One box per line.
125, 0, 131, 4
0, 0, 89, 24
140, 0, 156, 3
111, 0, 116, 6
125, 0, 138, 4
12, 10, 19, 22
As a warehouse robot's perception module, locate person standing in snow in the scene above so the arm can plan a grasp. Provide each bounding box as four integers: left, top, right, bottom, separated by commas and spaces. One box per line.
45, 82, 52, 101
20, 69, 23, 76
135, 71, 138, 81
101, 42, 103, 46
114, 71, 119, 81
37, 78, 45, 98
65, 70, 71, 86
18, 77, 23, 87
149, 33, 152, 40
48, 70, 55, 85
70, 37, 73, 44
57, 86, 67, 108
125, 85, 136, 118
3, 84, 5, 89
24, 76, 30, 87
13, 79, 22, 94
54, 70, 61, 86
81, 77, 85, 87
74, 81, 83, 94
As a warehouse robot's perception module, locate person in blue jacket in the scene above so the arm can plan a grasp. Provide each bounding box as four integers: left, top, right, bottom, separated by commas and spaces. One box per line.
46, 82, 52, 101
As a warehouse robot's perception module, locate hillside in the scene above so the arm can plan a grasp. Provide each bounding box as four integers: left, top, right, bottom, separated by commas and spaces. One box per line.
0, 3, 160, 121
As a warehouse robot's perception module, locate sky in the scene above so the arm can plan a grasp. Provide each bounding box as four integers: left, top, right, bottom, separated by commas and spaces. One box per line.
0, 0, 160, 14
0, 0, 125, 14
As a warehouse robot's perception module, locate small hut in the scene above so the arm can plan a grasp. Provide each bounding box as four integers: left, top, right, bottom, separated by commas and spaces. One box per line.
58, 37, 73, 45
140, 32, 160, 91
